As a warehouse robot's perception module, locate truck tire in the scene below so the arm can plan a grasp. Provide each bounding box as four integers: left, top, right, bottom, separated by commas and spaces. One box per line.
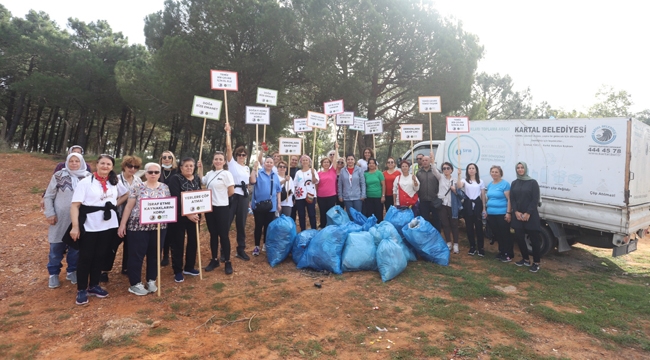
524, 225, 555, 257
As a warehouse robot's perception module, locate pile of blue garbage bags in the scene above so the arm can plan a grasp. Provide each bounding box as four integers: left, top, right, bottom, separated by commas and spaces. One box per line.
265, 205, 450, 282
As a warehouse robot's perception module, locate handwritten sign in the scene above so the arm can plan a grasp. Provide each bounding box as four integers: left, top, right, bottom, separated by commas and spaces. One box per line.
139, 197, 177, 225
400, 124, 423, 141
364, 119, 383, 135
323, 100, 344, 115
336, 111, 354, 126
279, 138, 302, 155
307, 111, 327, 130
245, 106, 271, 125
181, 190, 213, 216
350, 117, 366, 131
210, 70, 238, 91
191, 96, 222, 121
418, 96, 442, 113
446, 116, 470, 133
256, 87, 278, 106
293, 118, 312, 133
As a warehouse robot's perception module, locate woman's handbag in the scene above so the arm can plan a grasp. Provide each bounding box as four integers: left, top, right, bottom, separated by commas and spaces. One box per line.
305, 192, 315, 204
254, 176, 274, 213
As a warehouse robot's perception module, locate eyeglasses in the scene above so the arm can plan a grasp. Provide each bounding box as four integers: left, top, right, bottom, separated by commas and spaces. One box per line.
237, 153, 247, 157
278, 165, 287, 168
416, 157, 423, 160
442, 167, 451, 170
147, 171, 160, 175
387, 161, 394, 164
328, 153, 335, 157
126, 164, 140, 169
162, 156, 173, 160
337, 161, 344, 164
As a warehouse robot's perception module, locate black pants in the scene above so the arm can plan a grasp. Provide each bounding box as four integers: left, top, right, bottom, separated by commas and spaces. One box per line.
77, 228, 114, 290
364, 197, 384, 222
438, 205, 459, 244
515, 228, 542, 263
103, 232, 127, 273
384, 195, 394, 212
254, 210, 276, 247
206, 206, 232, 261
295, 199, 317, 231
418, 199, 442, 231
127, 229, 165, 286
488, 214, 513, 257
168, 216, 198, 274
465, 209, 485, 250
162, 230, 171, 259
317, 195, 337, 228
229, 193, 248, 252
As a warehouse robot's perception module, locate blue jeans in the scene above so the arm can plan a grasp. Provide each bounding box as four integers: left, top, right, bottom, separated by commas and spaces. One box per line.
344, 200, 363, 218
47, 242, 79, 275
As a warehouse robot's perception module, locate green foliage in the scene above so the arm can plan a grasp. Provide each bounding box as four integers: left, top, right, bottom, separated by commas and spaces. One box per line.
589, 85, 633, 117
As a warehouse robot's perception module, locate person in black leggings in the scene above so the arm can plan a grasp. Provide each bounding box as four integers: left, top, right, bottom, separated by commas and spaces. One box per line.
510, 162, 543, 273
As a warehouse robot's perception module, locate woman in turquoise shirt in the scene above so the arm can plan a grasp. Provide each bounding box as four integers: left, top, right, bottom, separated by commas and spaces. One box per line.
363, 158, 385, 222
485, 165, 513, 262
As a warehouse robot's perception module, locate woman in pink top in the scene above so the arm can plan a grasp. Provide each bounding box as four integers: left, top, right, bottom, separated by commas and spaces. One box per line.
317, 143, 339, 228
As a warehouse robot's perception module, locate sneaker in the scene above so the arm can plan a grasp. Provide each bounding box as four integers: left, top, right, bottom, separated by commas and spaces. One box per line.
500, 255, 512, 263
87, 285, 109, 298
467, 247, 477, 256
529, 263, 540, 273
121, 269, 128, 275
252, 246, 260, 256
220, 255, 226, 263
261, 244, 266, 252
161, 256, 170, 267
489, 239, 496, 245
66, 271, 77, 284
183, 269, 200, 276
495, 253, 503, 260
49, 275, 60, 289
515, 259, 531, 267
236, 251, 250, 261
477, 249, 485, 257
453, 244, 459, 254
128, 283, 149, 296
446, 242, 452, 250
205, 259, 220, 272
99, 272, 109, 283
174, 273, 184, 283
225, 261, 233, 275
75, 290, 89, 305
147, 280, 158, 293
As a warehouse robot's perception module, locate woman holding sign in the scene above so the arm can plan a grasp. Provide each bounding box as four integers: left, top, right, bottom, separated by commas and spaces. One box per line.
393, 160, 419, 208
277, 160, 295, 217
294, 155, 320, 231
250, 157, 282, 256
225, 123, 251, 261
363, 159, 386, 222
357, 148, 374, 172
338, 154, 366, 217
317, 143, 339, 228
117, 163, 170, 295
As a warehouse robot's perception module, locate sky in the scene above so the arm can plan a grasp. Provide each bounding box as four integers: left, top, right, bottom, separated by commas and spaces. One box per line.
3, 0, 648, 113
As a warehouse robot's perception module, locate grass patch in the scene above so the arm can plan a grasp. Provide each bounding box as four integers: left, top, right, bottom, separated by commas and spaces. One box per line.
211, 282, 226, 293
6, 310, 30, 317
29, 186, 42, 194
294, 339, 336, 357
57, 313, 72, 321
81, 334, 135, 351
412, 296, 471, 322
9, 302, 24, 307
10, 344, 39, 360
162, 313, 178, 321
271, 278, 287, 283
148, 327, 171, 337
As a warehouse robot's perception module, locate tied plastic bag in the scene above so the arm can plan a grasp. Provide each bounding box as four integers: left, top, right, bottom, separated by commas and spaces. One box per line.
402, 216, 450, 266
341, 232, 377, 272
297, 225, 347, 274
385, 206, 414, 237
292, 229, 318, 265
363, 214, 378, 231
369, 222, 417, 262
349, 207, 367, 225
326, 205, 350, 226
342, 221, 363, 234
266, 215, 297, 267
376, 238, 407, 282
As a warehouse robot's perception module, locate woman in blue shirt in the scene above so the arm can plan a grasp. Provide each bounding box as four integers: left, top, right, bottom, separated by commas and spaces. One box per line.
485, 165, 513, 262
249, 157, 282, 257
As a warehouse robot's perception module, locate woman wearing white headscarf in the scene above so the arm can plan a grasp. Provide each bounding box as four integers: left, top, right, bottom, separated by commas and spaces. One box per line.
43, 153, 91, 289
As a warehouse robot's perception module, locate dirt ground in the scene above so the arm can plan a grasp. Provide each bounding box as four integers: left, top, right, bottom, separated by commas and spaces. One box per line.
0, 153, 649, 359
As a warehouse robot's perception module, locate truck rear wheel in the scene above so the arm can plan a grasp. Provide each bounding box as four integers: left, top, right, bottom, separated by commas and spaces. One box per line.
524, 225, 555, 257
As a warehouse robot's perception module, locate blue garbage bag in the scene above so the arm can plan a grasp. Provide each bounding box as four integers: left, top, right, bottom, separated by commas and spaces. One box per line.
297, 225, 347, 274
402, 216, 450, 266
341, 232, 377, 272
376, 238, 407, 282
266, 215, 297, 267
326, 205, 350, 226
292, 229, 318, 264
369, 222, 417, 262
349, 207, 367, 225
363, 214, 378, 231
385, 206, 414, 237
342, 221, 363, 234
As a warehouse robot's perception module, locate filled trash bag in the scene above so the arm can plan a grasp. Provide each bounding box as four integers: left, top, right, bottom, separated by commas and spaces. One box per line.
341, 232, 377, 272
385, 206, 414, 237
363, 214, 378, 231
349, 207, 367, 225
369, 222, 417, 262
297, 225, 347, 274
292, 229, 318, 265
266, 215, 297, 267
326, 205, 350, 226
376, 238, 407, 282
342, 221, 363, 234
402, 216, 450, 266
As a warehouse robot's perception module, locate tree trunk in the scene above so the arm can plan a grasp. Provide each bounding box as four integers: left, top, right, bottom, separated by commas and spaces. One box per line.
138, 116, 147, 152
96, 115, 107, 155
386, 126, 396, 160
85, 110, 96, 153
143, 123, 155, 153
3, 91, 16, 132
114, 107, 129, 158
38, 105, 54, 152
169, 114, 180, 155
18, 97, 33, 149
5, 56, 36, 142
129, 112, 137, 155
44, 106, 60, 154
56, 107, 70, 154
60, 120, 71, 154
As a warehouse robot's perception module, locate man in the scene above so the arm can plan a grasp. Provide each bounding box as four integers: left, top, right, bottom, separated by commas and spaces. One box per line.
416, 154, 442, 231
410, 153, 424, 174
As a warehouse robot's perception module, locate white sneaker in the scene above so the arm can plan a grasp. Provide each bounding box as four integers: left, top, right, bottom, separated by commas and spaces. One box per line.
447, 242, 452, 250
261, 244, 266, 252
146, 280, 158, 293
128, 283, 149, 296
66, 271, 77, 284
48, 275, 60, 289
453, 243, 459, 254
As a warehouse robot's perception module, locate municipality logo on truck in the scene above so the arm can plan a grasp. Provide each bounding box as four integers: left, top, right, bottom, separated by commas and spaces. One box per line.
591, 125, 617, 145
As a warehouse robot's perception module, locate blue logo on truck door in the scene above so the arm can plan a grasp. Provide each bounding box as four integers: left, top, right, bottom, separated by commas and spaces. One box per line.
591, 125, 617, 145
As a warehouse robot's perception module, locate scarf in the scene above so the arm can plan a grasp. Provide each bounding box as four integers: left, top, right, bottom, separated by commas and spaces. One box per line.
94, 172, 109, 193
516, 161, 534, 181
64, 153, 90, 188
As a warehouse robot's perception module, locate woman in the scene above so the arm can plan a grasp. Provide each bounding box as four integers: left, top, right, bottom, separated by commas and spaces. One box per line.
249, 156, 282, 256
383, 157, 399, 212
159, 150, 178, 267
277, 160, 295, 217
225, 123, 251, 261
363, 158, 386, 222
459, 163, 487, 256
117, 163, 170, 295
357, 147, 373, 172
511, 162, 542, 273
317, 144, 339, 228
167, 157, 202, 283
44, 153, 90, 289
432, 161, 461, 254
338, 154, 366, 216
393, 160, 419, 208
294, 154, 320, 231
486, 165, 513, 262
69, 154, 128, 305
198, 152, 235, 274
335, 157, 345, 207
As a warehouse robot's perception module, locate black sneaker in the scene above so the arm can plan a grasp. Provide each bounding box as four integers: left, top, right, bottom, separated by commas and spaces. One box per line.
515, 259, 531, 267
500, 255, 512, 263
477, 249, 485, 257
161, 256, 170, 267
489, 238, 496, 245
88, 285, 109, 298
100, 272, 109, 283
236, 252, 250, 261
121, 268, 128, 275
529, 263, 540, 273
225, 261, 233, 275
205, 259, 220, 272
467, 247, 477, 256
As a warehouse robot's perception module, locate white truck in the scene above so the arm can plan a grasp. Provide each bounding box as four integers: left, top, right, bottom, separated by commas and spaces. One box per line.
401, 118, 650, 256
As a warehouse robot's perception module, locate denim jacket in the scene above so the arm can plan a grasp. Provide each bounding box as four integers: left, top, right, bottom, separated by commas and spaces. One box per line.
338, 166, 366, 201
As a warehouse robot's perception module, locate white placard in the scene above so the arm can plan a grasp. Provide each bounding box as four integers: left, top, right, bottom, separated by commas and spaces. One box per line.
364, 119, 383, 135
279, 137, 302, 155
256, 87, 278, 106
191, 96, 222, 121
307, 111, 327, 130
418, 96, 442, 113
181, 190, 213, 216
293, 118, 312, 133
245, 106, 271, 125
400, 124, 423, 141
323, 99, 344, 115
336, 111, 354, 126
139, 197, 177, 225
351, 117, 366, 131
210, 70, 238, 91
446, 116, 470, 133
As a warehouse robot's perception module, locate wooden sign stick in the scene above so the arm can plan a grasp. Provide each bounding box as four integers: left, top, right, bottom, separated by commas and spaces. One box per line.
428, 113, 433, 154
157, 224, 161, 297
196, 222, 203, 280
198, 118, 207, 164
224, 90, 230, 124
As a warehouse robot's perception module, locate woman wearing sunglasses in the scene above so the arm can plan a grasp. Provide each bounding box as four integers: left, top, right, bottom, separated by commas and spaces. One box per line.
250, 156, 282, 256
317, 143, 339, 228
277, 160, 295, 217
383, 157, 399, 212
432, 159, 462, 254
225, 123, 251, 261
159, 151, 178, 266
